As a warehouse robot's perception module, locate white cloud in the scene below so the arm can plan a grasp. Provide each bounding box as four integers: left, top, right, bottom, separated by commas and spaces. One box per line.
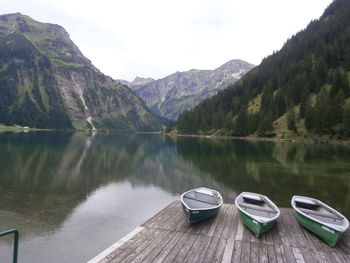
1, 0, 333, 81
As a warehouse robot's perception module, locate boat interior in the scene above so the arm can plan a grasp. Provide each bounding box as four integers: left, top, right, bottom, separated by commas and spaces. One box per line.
294, 198, 344, 225
237, 194, 278, 218
183, 190, 221, 209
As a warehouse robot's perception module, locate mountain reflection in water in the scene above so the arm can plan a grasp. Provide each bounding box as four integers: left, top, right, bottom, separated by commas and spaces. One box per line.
0, 132, 350, 263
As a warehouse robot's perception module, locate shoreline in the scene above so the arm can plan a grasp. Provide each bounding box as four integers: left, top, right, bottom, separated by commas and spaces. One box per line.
1, 125, 349, 146
166, 132, 350, 145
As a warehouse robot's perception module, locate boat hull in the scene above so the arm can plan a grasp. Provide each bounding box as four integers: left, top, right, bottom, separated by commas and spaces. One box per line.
181, 202, 219, 224
295, 211, 342, 246
239, 211, 275, 237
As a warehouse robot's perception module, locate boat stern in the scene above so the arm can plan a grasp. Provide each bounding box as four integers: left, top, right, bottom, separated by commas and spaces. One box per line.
295, 211, 342, 246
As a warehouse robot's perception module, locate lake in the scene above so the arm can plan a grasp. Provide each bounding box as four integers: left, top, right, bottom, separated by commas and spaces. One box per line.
1, 132, 350, 263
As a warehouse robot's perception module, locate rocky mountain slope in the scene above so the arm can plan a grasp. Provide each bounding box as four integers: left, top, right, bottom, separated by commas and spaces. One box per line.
124, 60, 254, 120
177, 0, 350, 140
0, 13, 161, 131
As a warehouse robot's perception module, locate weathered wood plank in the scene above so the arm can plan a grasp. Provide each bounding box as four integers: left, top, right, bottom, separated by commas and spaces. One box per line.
206, 208, 224, 237
212, 237, 227, 262
202, 236, 221, 263
221, 238, 235, 263
328, 250, 346, 263
228, 207, 240, 239
259, 243, 269, 263
142, 231, 181, 263
221, 203, 235, 239
291, 247, 305, 263
231, 240, 242, 263
209, 204, 229, 238
240, 241, 250, 263
161, 232, 191, 263
90, 201, 350, 263
274, 244, 287, 263
197, 216, 214, 236
122, 229, 169, 262
298, 247, 316, 263
249, 241, 258, 262
130, 229, 172, 263
183, 234, 210, 263
235, 218, 244, 241
108, 228, 160, 262
152, 231, 184, 263
101, 228, 154, 262
173, 233, 198, 263
189, 235, 212, 263
267, 244, 277, 263
281, 244, 297, 263
142, 202, 176, 228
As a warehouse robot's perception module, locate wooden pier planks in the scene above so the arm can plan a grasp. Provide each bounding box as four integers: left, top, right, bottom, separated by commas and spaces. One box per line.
90, 201, 350, 263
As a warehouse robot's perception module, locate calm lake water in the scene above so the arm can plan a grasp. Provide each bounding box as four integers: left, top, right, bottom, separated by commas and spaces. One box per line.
1, 132, 350, 262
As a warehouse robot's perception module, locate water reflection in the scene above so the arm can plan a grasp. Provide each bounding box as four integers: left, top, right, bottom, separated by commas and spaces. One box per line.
1, 133, 350, 263
174, 137, 350, 216
0, 132, 229, 240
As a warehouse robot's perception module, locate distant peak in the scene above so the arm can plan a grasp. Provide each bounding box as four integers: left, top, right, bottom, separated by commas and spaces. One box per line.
0, 13, 69, 38
133, 76, 154, 82
215, 59, 255, 72
128, 76, 155, 88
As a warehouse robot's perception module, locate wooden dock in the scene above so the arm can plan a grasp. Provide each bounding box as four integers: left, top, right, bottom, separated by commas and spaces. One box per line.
88, 201, 350, 263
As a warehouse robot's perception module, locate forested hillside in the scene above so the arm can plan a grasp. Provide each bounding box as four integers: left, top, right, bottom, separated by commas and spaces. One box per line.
177, 0, 350, 139
0, 13, 161, 131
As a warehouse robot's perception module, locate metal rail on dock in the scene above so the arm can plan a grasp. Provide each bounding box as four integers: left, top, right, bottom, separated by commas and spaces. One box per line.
0, 229, 19, 263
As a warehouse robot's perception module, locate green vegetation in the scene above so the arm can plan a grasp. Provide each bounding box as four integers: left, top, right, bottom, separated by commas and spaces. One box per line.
0, 124, 19, 131
176, 0, 350, 140
0, 13, 162, 131
0, 33, 73, 129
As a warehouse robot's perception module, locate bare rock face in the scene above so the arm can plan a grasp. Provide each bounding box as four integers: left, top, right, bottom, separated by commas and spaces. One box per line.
126, 60, 255, 120
0, 13, 161, 131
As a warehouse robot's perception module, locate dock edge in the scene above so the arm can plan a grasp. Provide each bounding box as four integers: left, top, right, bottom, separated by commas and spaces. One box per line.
87, 226, 144, 263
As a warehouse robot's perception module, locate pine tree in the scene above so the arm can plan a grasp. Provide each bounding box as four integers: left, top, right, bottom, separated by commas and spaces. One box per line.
314, 88, 329, 133
257, 112, 274, 137
343, 103, 350, 137
299, 91, 309, 118
305, 97, 315, 132
287, 108, 297, 132
330, 69, 350, 97
274, 89, 286, 117
233, 109, 248, 136
325, 91, 345, 135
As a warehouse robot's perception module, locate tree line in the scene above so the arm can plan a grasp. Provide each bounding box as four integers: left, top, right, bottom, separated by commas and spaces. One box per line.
177, 0, 350, 139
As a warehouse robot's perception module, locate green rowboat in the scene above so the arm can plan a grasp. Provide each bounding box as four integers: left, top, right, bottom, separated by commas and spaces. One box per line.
235, 192, 280, 237
291, 196, 349, 246
181, 187, 223, 224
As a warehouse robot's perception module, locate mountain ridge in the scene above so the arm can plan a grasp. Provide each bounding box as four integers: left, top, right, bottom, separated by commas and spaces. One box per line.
0, 13, 161, 131
123, 59, 255, 120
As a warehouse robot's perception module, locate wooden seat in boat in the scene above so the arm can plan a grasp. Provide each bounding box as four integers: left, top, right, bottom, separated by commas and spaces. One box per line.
183, 194, 219, 206
299, 208, 344, 220
239, 202, 278, 214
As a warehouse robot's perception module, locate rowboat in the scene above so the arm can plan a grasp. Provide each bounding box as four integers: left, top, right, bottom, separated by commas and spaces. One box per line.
181, 187, 223, 224
235, 192, 280, 237
291, 195, 349, 246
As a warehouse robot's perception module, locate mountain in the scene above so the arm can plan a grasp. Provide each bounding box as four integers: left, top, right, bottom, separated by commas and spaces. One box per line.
0, 13, 161, 131
124, 59, 254, 120
177, 0, 350, 140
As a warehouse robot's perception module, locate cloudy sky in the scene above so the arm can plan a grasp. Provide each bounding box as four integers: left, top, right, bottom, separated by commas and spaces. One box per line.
3, 0, 333, 81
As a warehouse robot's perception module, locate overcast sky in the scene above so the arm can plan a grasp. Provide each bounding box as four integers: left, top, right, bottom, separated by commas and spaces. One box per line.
3, 0, 333, 81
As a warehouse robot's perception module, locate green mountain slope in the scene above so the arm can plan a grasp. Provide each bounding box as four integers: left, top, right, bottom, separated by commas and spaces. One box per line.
0, 13, 161, 131
176, 0, 350, 139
